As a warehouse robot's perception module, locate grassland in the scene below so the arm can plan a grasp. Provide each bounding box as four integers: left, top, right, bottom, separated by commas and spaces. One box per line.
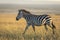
0, 13, 60, 40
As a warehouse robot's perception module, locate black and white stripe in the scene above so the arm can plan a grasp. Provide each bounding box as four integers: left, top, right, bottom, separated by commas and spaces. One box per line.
16, 9, 56, 34
23, 14, 51, 26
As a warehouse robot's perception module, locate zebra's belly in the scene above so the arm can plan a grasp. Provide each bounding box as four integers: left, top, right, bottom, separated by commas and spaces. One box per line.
33, 21, 42, 26
35, 24, 42, 26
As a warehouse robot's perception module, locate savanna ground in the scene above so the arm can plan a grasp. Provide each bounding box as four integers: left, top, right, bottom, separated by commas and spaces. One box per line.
0, 13, 60, 40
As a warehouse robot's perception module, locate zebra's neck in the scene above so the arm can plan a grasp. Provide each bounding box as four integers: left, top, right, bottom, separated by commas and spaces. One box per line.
23, 14, 32, 23
23, 14, 30, 19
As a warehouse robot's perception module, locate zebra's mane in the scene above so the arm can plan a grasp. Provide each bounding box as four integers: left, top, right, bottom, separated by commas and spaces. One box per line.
19, 9, 32, 15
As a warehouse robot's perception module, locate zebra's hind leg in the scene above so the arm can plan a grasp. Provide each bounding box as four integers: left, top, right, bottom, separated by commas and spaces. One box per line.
47, 22, 56, 34
51, 22, 56, 34
44, 24, 48, 31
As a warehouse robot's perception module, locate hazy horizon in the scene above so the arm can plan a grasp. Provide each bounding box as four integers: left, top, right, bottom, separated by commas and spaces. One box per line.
0, 4, 60, 14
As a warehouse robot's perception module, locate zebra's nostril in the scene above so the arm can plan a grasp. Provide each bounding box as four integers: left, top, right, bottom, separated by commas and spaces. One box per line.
16, 18, 19, 21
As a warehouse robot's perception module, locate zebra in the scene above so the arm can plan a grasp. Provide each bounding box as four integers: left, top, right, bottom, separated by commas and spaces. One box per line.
16, 9, 56, 34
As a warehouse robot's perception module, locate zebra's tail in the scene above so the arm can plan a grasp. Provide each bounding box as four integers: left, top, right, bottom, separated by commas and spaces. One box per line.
52, 22, 56, 29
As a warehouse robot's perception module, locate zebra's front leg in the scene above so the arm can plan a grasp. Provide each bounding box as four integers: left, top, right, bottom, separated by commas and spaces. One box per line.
32, 24, 36, 35
23, 24, 30, 34
32, 24, 35, 32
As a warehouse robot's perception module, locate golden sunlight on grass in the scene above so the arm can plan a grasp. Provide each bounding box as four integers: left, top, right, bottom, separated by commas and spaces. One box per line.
0, 13, 60, 40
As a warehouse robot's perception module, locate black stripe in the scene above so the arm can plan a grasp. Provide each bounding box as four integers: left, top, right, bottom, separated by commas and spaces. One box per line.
39, 15, 47, 24
45, 16, 51, 20
38, 15, 44, 24
41, 15, 48, 22
45, 17, 51, 23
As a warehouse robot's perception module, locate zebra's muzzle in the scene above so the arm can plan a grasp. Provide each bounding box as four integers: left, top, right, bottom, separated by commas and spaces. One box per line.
16, 18, 19, 21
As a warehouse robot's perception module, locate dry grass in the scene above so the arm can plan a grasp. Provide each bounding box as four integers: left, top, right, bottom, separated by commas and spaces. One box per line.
0, 13, 60, 40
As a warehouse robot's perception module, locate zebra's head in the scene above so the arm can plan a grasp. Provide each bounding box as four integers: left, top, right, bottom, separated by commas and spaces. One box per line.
16, 9, 31, 21
16, 9, 24, 21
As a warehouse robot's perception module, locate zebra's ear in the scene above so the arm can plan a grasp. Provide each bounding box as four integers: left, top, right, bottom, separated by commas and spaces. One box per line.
18, 10, 20, 12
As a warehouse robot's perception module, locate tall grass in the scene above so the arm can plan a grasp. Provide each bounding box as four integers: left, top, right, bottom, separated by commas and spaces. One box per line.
0, 14, 60, 40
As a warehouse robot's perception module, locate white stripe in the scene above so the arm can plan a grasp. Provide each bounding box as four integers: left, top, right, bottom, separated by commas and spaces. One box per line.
40, 15, 46, 24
